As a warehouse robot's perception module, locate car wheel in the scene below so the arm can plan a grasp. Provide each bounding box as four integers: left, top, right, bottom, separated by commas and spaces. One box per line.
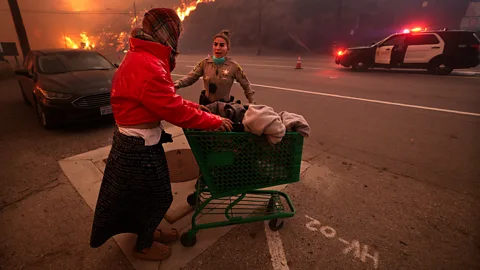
352, 61, 369, 71
428, 59, 453, 75
34, 99, 55, 129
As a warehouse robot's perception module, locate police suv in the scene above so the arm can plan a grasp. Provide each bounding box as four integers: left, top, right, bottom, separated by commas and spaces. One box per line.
335, 28, 480, 75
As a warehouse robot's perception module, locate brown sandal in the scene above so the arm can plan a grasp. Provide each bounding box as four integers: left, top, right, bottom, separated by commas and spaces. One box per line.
154, 228, 179, 244
133, 242, 172, 261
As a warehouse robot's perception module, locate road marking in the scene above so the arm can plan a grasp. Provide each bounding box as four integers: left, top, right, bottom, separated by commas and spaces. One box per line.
185, 63, 329, 70
171, 73, 480, 117
306, 215, 380, 269
453, 71, 480, 76
179, 63, 480, 78
340, 239, 380, 269
264, 221, 289, 270
250, 83, 480, 117
320, 225, 337, 238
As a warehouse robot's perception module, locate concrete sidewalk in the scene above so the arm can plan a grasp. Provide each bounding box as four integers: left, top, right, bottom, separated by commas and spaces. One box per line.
59, 126, 311, 270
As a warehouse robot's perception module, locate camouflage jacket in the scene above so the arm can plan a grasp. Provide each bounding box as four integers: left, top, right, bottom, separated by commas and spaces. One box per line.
175, 56, 256, 103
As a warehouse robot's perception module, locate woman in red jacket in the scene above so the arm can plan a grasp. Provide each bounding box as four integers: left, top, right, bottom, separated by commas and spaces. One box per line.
89, 8, 232, 261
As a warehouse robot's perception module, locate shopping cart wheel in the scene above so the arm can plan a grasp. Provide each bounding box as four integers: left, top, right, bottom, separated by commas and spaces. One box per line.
187, 192, 198, 206
180, 231, 197, 247
269, 219, 284, 231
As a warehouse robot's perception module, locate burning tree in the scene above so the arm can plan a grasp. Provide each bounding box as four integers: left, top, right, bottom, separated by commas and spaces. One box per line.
62, 0, 216, 53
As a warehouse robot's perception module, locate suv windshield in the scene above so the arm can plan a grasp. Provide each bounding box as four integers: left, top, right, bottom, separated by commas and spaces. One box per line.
38, 51, 114, 74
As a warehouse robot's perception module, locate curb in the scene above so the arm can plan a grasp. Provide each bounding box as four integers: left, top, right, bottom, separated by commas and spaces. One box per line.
454, 71, 480, 76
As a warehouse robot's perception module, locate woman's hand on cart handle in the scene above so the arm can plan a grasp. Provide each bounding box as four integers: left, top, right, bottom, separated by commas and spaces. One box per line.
216, 118, 233, 132
198, 105, 211, 112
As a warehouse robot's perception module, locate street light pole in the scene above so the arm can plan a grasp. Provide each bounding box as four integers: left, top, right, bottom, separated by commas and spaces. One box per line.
63, 28, 67, 48
256, 0, 274, 56
257, 4, 263, 55
7, 0, 30, 58
336, 0, 343, 23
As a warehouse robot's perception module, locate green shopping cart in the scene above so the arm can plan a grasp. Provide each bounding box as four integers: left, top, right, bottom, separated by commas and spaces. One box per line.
180, 129, 304, 247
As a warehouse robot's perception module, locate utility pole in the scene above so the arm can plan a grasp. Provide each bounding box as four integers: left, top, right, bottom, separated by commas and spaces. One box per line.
336, 0, 343, 23
7, 0, 30, 58
133, 1, 137, 26
256, 0, 273, 55
257, 4, 263, 55
63, 29, 67, 48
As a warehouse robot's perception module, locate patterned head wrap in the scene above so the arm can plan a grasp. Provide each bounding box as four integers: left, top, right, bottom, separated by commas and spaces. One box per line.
131, 8, 182, 71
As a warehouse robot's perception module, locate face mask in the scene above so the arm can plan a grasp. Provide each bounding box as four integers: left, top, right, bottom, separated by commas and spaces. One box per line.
212, 55, 225, 65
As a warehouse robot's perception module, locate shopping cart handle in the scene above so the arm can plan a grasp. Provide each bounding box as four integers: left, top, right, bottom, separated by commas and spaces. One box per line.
232, 123, 245, 132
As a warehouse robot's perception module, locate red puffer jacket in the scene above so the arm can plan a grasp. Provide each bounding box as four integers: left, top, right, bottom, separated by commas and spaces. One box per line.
110, 38, 223, 130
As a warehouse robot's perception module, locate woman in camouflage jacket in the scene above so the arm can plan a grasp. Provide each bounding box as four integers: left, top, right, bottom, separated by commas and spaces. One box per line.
174, 30, 256, 105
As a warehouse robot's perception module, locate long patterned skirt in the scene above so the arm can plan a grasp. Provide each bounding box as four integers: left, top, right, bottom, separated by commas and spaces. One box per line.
90, 128, 173, 251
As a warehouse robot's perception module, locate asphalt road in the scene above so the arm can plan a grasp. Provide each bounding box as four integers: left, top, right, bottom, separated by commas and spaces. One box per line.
0, 54, 479, 270
176, 55, 480, 270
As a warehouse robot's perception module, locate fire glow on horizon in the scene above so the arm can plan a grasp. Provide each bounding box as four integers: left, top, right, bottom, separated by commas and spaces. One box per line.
62, 0, 215, 50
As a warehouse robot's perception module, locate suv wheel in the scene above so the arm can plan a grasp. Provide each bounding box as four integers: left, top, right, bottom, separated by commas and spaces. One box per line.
352, 61, 369, 71
428, 59, 453, 75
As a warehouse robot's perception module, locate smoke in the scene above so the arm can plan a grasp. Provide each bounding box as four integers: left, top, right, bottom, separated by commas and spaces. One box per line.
0, 0, 179, 55
177, 0, 472, 54
0, 0, 472, 58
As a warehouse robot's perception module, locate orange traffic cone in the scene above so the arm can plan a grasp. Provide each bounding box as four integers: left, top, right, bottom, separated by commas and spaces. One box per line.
295, 56, 303, 69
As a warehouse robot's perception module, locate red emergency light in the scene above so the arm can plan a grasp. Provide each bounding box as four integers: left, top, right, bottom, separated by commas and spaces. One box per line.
403, 27, 427, 34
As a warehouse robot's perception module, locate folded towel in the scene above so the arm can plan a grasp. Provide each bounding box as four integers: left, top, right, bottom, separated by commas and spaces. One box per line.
242, 105, 286, 144
279, 111, 310, 137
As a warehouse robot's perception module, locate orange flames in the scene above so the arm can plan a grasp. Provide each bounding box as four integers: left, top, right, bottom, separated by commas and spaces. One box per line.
176, 0, 215, 21
63, 32, 95, 50
116, 31, 127, 51
62, 0, 214, 51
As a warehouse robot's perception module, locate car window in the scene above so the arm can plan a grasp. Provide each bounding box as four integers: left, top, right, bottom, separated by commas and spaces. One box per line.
38, 55, 68, 74
382, 35, 406, 46
37, 51, 114, 74
437, 32, 480, 45
57, 51, 114, 72
407, 34, 440, 45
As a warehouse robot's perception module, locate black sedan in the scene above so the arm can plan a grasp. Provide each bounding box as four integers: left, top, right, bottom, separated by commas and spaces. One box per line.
15, 49, 119, 129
